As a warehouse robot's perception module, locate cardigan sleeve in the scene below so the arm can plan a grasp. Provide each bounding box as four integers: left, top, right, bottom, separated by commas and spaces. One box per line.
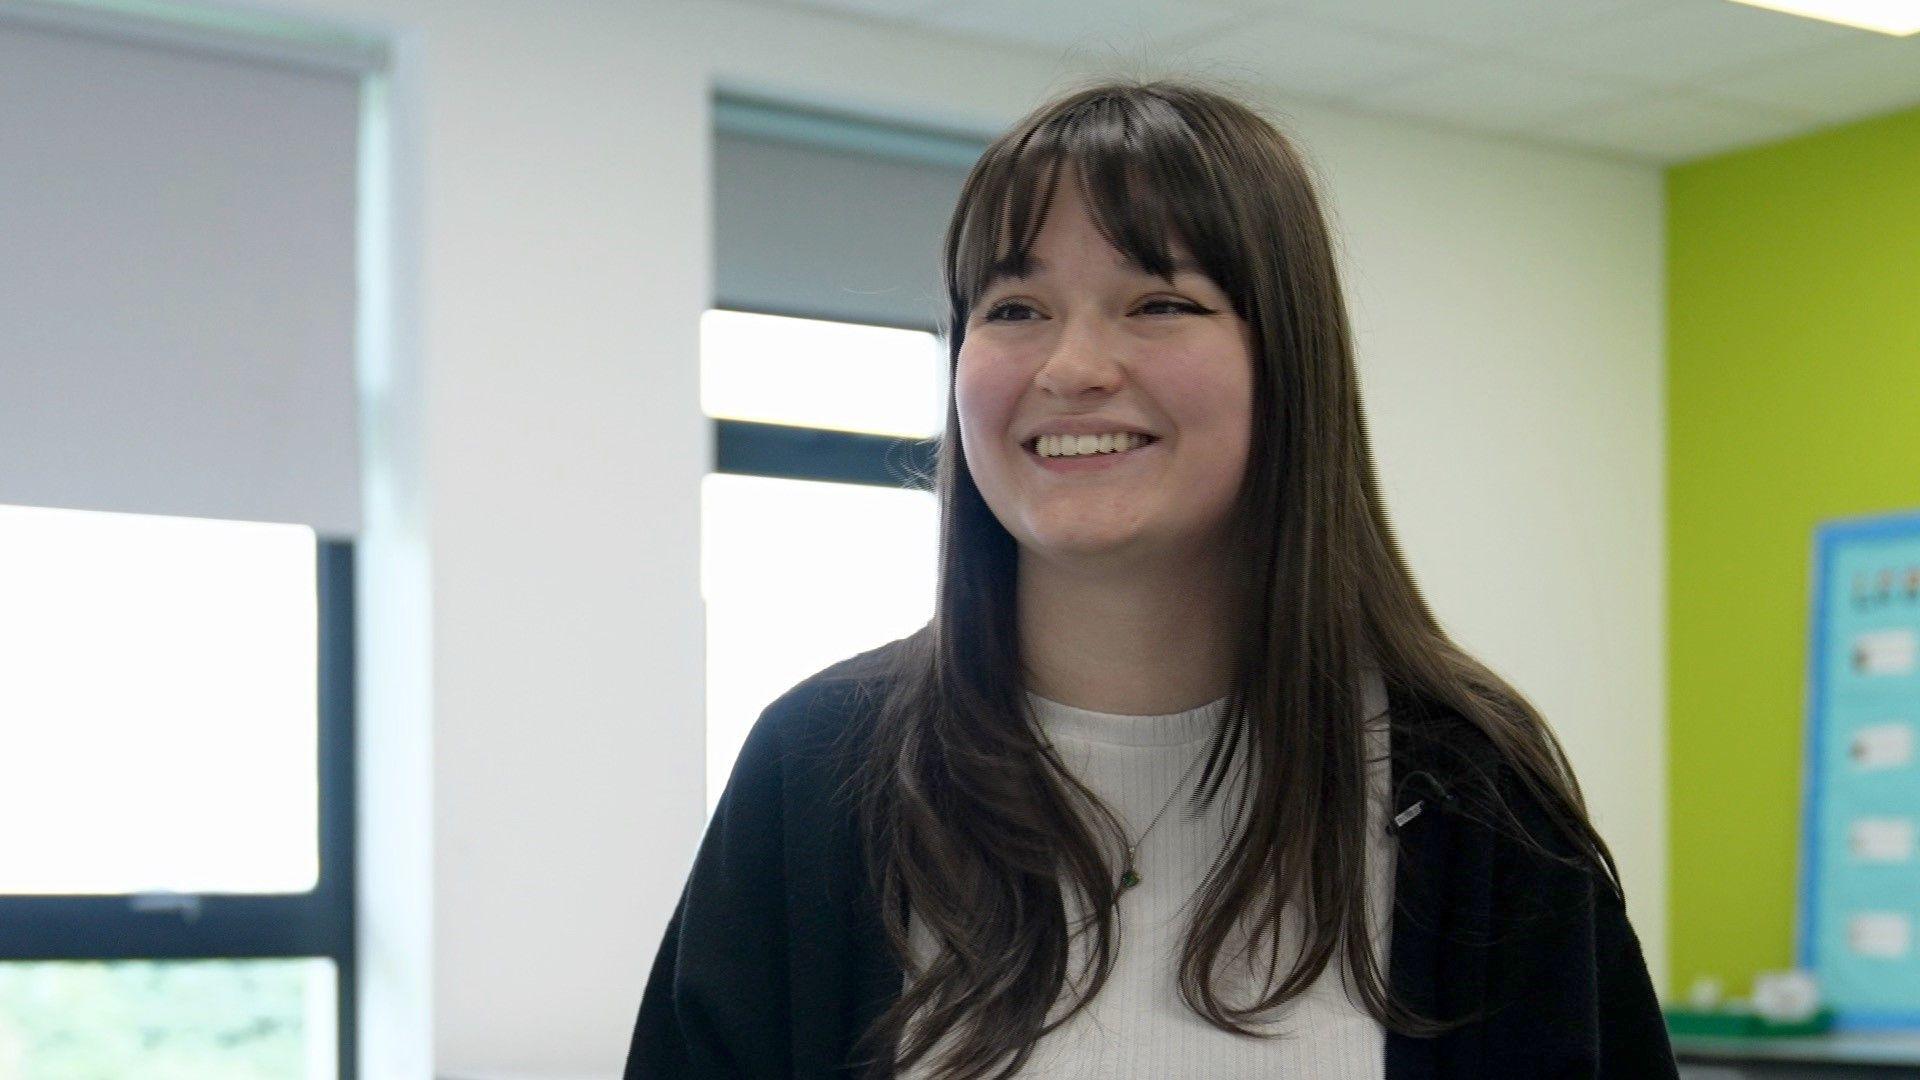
1477, 767, 1678, 1079
625, 707, 794, 1079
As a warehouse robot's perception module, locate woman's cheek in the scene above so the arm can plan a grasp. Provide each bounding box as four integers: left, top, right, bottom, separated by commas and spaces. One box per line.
952, 353, 1002, 478
955, 350, 1017, 441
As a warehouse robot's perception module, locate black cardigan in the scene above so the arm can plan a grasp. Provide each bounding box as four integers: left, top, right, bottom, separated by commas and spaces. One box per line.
626, 643, 1678, 1078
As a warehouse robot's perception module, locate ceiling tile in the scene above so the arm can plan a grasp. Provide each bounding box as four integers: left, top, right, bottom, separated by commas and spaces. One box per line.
1170, 13, 1454, 101
1257, 0, 1675, 51
1350, 57, 1646, 132
737, 0, 1914, 163
1502, 0, 1871, 86
1707, 34, 1920, 124
1529, 91, 1815, 161
918, 0, 1248, 53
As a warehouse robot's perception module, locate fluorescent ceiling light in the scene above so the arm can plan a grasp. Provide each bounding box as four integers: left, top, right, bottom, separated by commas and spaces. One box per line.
1727, 0, 1920, 35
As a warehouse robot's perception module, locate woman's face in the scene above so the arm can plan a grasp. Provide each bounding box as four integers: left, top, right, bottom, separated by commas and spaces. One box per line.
955, 177, 1255, 570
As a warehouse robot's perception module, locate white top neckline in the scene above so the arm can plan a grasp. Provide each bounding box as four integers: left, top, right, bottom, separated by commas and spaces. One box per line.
1025, 690, 1228, 747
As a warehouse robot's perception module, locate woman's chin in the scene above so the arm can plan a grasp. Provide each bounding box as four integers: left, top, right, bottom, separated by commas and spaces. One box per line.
1019, 526, 1150, 564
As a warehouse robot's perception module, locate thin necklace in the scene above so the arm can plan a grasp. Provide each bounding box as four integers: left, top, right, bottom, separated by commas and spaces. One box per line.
1043, 724, 1215, 899
1116, 740, 1212, 897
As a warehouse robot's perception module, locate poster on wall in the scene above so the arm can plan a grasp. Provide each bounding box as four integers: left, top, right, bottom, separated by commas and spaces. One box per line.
1801, 509, 1920, 1028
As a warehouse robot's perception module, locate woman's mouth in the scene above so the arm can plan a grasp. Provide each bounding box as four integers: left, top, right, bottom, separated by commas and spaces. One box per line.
1024, 432, 1160, 472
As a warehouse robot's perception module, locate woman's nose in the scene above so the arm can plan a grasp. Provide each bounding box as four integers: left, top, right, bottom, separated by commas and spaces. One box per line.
1033, 316, 1123, 398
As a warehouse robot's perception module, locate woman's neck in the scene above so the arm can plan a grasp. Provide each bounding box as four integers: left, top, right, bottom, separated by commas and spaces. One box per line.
1015, 550, 1241, 716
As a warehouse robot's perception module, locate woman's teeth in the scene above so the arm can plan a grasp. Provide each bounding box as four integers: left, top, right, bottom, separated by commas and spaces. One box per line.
1032, 432, 1153, 458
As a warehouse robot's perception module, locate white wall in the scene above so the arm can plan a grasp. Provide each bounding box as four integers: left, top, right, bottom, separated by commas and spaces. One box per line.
211, 0, 1663, 1074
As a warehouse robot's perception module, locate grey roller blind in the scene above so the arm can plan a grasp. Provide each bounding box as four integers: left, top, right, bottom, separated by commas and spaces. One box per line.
713, 97, 985, 332
0, 11, 364, 536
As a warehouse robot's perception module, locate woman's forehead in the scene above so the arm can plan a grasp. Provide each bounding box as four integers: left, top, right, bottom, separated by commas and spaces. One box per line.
982, 189, 1203, 289
1035, 181, 1196, 249
955, 147, 1229, 307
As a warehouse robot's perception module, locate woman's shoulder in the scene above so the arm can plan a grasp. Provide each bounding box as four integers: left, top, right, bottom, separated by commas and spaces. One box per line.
1382, 679, 1504, 801
1385, 679, 1603, 873
726, 634, 913, 793
758, 636, 907, 733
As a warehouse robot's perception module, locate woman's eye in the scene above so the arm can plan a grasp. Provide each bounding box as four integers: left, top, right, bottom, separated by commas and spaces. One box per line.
1137, 297, 1210, 316
979, 297, 1212, 322
982, 300, 1040, 323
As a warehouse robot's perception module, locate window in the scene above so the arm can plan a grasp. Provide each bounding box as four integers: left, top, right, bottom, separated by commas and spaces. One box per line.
704, 96, 983, 813
0, 506, 355, 1077
701, 312, 944, 813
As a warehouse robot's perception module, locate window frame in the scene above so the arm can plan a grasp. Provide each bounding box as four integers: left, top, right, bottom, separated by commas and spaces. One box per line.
714, 416, 936, 492
707, 304, 940, 493
0, 537, 358, 1079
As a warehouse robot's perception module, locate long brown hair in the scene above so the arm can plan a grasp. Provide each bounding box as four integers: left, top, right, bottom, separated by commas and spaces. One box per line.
837, 78, 1620, 1080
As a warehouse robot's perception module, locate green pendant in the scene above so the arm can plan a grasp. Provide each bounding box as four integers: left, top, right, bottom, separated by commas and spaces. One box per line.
1119, 868, 1141, 891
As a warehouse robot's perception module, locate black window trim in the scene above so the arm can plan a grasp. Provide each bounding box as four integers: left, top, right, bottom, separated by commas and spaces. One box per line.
707, 304, 941, 493
0, 538, 358, 1079
714, 418, 936, 492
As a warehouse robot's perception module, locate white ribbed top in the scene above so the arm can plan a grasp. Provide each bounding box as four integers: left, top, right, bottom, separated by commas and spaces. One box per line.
901, 669, 1395, 1080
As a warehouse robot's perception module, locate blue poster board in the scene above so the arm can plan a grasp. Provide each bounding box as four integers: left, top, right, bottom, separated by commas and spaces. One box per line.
1800, 509, 1920, 1029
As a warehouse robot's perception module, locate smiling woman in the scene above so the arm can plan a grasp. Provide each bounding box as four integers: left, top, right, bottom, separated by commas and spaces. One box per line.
628, 78, 1676, 1080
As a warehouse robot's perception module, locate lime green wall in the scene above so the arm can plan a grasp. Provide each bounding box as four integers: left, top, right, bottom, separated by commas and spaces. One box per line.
1668, 106, 1920, 997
